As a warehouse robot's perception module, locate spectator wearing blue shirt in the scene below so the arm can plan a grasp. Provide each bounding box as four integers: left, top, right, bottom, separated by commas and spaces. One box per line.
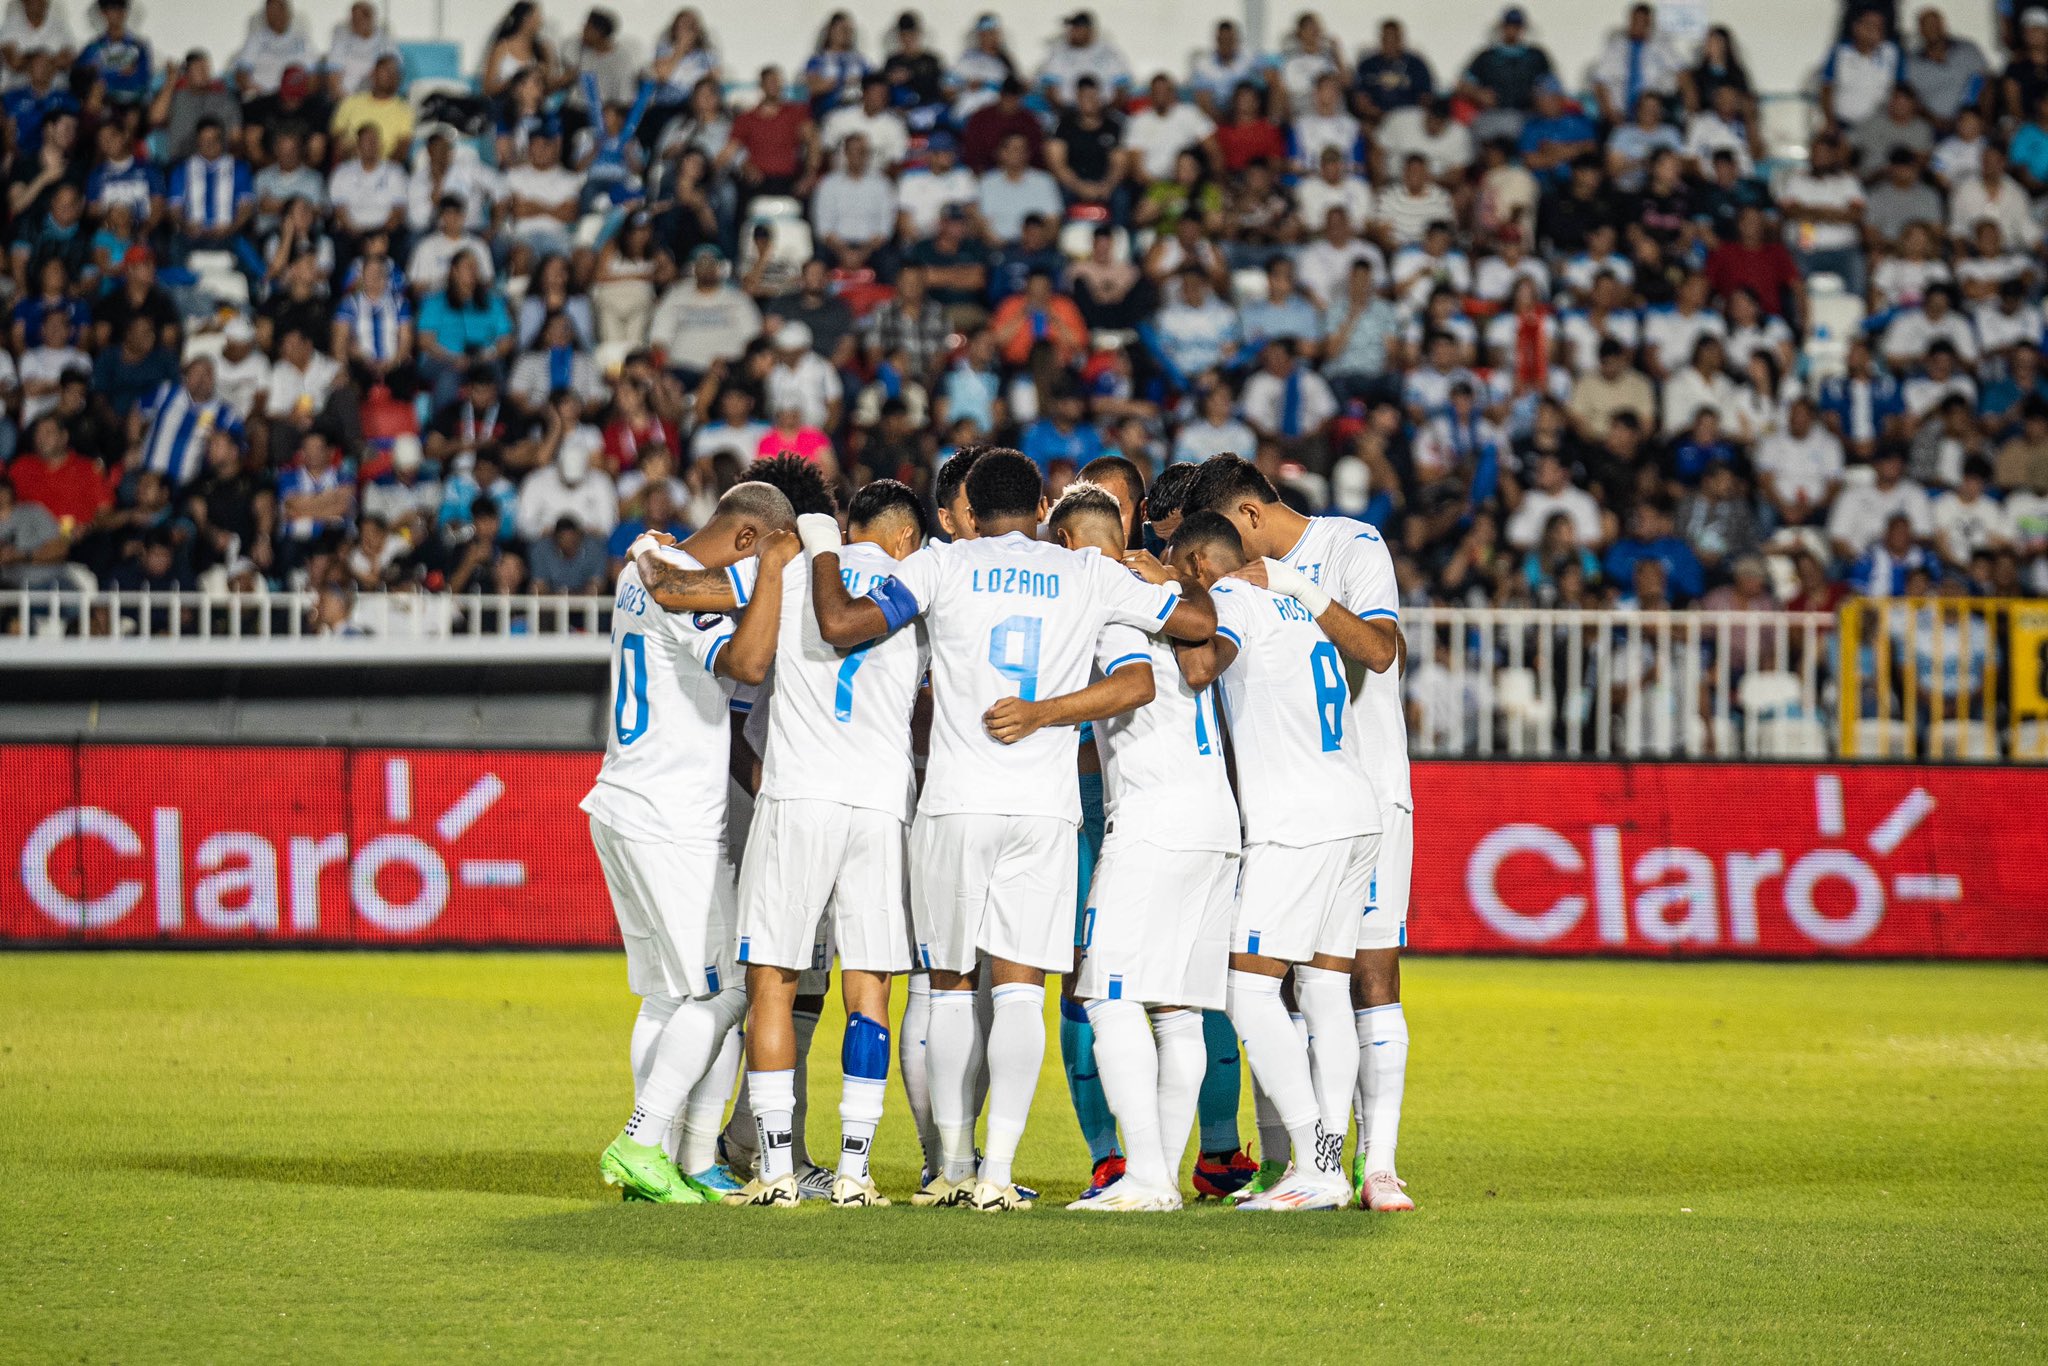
984, 213, 1065, 305
1815, 337, 1907, 461
1603, 500, 1705, 603
1020, 388, 1107, 472
78, 0, 152, 106
1667, 406, 1738, 487
1146, 267, 1240, 390
84, 121, 162, 227
1516, 78, 1598, 186
1354, 20, 1433, 118
139, 357, 245, 489
3, 51, 77, 158
168, 118, 258, 277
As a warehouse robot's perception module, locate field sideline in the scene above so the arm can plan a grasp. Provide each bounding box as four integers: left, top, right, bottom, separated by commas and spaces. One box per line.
1, 953, 2042, 1362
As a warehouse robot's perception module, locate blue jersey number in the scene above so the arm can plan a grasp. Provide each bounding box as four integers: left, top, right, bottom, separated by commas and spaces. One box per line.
1310, 640, 1345, 752
988, 615, 1043, 701
615, 633, 649, 745
834, 642, 873, 722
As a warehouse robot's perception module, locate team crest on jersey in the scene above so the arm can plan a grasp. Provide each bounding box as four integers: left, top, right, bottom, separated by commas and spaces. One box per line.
692, 612, 724, 631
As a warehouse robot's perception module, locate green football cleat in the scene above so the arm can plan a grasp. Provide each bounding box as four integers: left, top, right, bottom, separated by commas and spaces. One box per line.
1350, 1152, 1369, 1207
601, 1134, 707, 1204
1230, 1159, 1290, 1202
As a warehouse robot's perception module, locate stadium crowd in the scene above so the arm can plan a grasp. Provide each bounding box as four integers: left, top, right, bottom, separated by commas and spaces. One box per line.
2, 0, 2048, 622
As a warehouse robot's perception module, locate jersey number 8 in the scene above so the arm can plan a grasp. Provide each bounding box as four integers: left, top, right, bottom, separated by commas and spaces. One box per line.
1310, 640, 1345, 752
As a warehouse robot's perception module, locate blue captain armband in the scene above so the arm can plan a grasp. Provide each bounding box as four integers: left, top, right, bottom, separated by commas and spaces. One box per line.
868, 576, 920, 632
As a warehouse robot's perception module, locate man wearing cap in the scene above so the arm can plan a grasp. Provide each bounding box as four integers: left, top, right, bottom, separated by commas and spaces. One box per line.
1038, 10, 1129, 110
648, 245, 764, 382
764, 321, 843, 430
896, 131, 978, 238
881, 11, 947, 125
214, 317, 272, 422
1457, 7, 1553, 142
1515, 78, 1597, 184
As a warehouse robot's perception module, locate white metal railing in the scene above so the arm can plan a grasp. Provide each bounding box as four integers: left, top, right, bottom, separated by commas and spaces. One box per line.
0, 588, 619, 666
1401, 607, 1840, 760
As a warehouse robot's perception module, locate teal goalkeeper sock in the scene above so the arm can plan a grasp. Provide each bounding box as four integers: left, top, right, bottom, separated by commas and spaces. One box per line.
1059, 996, 1122, 1164
1197, 1008, 1243, 1155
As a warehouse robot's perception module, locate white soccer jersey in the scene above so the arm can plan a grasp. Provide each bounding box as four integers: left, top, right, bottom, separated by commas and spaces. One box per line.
886, 532, 1181, 823
758, 543, 926, 822
1209, 580, 1380, 847
580, 551, 752, 845
1092, 623, 1239, 854
1277, 515, 1412, 809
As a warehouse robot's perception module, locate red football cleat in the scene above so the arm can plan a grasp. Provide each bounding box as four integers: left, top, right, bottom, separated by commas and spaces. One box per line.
1192, 1148, 1259, 1200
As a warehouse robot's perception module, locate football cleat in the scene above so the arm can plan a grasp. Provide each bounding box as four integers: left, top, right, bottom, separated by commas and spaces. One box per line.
1229, 1159, 1290, 1201
600, 1135, 706, 1205
1237, 1170, 1348, 1212
689, 1164, 744, 1196
1193, 1149, 1260, 1200
1361, 1170, 1415, 1212
722, 1173, 800, 1207
910, 1175, 974, 1208
970, 1179, 1035, 1212
717, 1131, 758, 1181
829, 1175, 892, 1208
972, 1149, 1036, 1202
1071, 1154, 1126, 1202
1065, 1177, 1181, 1212
794, 1163, 836, 1202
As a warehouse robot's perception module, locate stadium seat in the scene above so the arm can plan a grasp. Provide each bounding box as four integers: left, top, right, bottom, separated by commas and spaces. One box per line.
748, 195, 805, 224
1930, 719, 1999, 760
1804, 278, 1865, 382
1494, 666, 1554, 752
1759, 93, 1816, 163
595, 340, 634, 378
1232, 268, 1269, 306
1058, 220, 1128, 263
182, 330, 228, 365
408, 77, 474, 115
398, 41, 465, 91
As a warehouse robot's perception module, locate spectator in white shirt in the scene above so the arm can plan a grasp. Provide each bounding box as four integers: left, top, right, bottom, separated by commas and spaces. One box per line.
502, 128, 583, 258
1239, 340, 1337, 454
1881, 284, 1980, 369
327, 124, 408, 252
1590, 4, 1684, 126
1293, 146, 1374, 234
1290, 72, 1363, 174
1122, 74, 1217, 183
977, 132, 1062, 244
1948, 142, 2041, 249
1294, 206, 1388, 309
1378, 97, 1475, 183
1038, 11, 1130, 108
405, 196, 493, 296
895, 132, 978, 239
1820, 9, 1904, 129
1828, 446, 1933, 557
515, 415, 617, 541
1506, 450, 1605, 550
820, 75, 911, 169
1171, 381, 1258, 463
813, 133, 897, 271
1376, 153, 1456, 247
1934, 457, 2018, 565
764, 321, 843, 429
324, 1, 399, 98
233, 0, 315, 100
1186, 19, 1263, 119
1778, 132, 1867, 295
408, 131, 501, 235
1754, 397, 1845, 525
0, 0, 72, 92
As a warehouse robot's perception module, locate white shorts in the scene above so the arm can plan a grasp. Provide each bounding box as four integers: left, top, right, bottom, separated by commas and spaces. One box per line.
1074, 835, 1238, 1010
1358, 803, 1413, 952
737, 796, 911, 974
1233, 832, 1383, 964
589, 815, 737, 1000
910, 811, 1078, 974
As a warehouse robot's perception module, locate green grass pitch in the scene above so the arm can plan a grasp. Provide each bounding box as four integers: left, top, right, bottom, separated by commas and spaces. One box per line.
1, 953, 2043, 1362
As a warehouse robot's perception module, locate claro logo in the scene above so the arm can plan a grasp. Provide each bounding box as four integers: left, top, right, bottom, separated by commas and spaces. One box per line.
1465, 774, 1960, 949
18, 759, 527, 935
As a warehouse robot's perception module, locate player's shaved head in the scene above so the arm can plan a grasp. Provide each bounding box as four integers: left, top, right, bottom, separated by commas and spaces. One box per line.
1078, 454, 1144, 542
963, 449, 1045, 526
848, 478, 928, 559
1047, 482, 1124, 554
713, 480, 797, 532
742, 452, 837, 517
1166, 509, 1246, 586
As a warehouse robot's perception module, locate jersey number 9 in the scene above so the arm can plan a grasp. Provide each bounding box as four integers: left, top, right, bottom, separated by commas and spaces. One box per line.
988, 614, 1043, 701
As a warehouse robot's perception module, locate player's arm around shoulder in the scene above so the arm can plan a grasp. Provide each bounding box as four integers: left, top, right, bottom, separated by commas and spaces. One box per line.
1232, 553, 1398, 673
630, 534, 739, 613
983, 653, 1155, 745
1171, 582, 1243, 690
716, 530, 798, 685
1119, 547, 1218, 643
803, 513, 910, 648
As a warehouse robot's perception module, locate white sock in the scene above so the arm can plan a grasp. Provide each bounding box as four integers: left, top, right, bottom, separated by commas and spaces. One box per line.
978, 981, 1046, 1189
626, 991, 734, 1145
1226, 971, 1326, 1178
1084, 998, 1167, 1189
1358, 1003, 1409, 1176
926, 989, 979, 1183
677, 1021, 741, 1170
838, 1076, 886, 1183
748, 1068, 797, 1182
791, 1008, 822, 1169
970, 974, 994, 1123
1295, 965, 1359, 1137
900, 974, 938, 1172
630, 995, 680, 1098
1150, 1008, 1205, 1187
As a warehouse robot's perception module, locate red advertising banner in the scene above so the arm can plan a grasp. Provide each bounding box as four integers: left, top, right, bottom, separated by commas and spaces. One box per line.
4, 745, 2045, 958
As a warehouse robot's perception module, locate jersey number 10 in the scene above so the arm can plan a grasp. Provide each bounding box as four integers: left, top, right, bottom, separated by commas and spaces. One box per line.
615, 634, 649, 746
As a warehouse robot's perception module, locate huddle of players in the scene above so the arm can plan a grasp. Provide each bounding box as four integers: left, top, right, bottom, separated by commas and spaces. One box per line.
582, 443, 1416, 1213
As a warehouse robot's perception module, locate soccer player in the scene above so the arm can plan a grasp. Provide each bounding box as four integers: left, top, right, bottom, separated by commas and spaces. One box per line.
805, 450, 1218, 1211
727, 480, 931, 1208
1185, 455, 1416, 1212
989, 486, 1241, 1211
584, 482, 797, 1204
1162, 512, 1383, 1212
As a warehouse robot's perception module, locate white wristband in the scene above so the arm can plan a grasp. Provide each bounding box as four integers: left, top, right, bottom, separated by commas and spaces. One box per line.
1262, 557, 1332, 617
796, 513, 843, 556
625, 533, 661, 562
